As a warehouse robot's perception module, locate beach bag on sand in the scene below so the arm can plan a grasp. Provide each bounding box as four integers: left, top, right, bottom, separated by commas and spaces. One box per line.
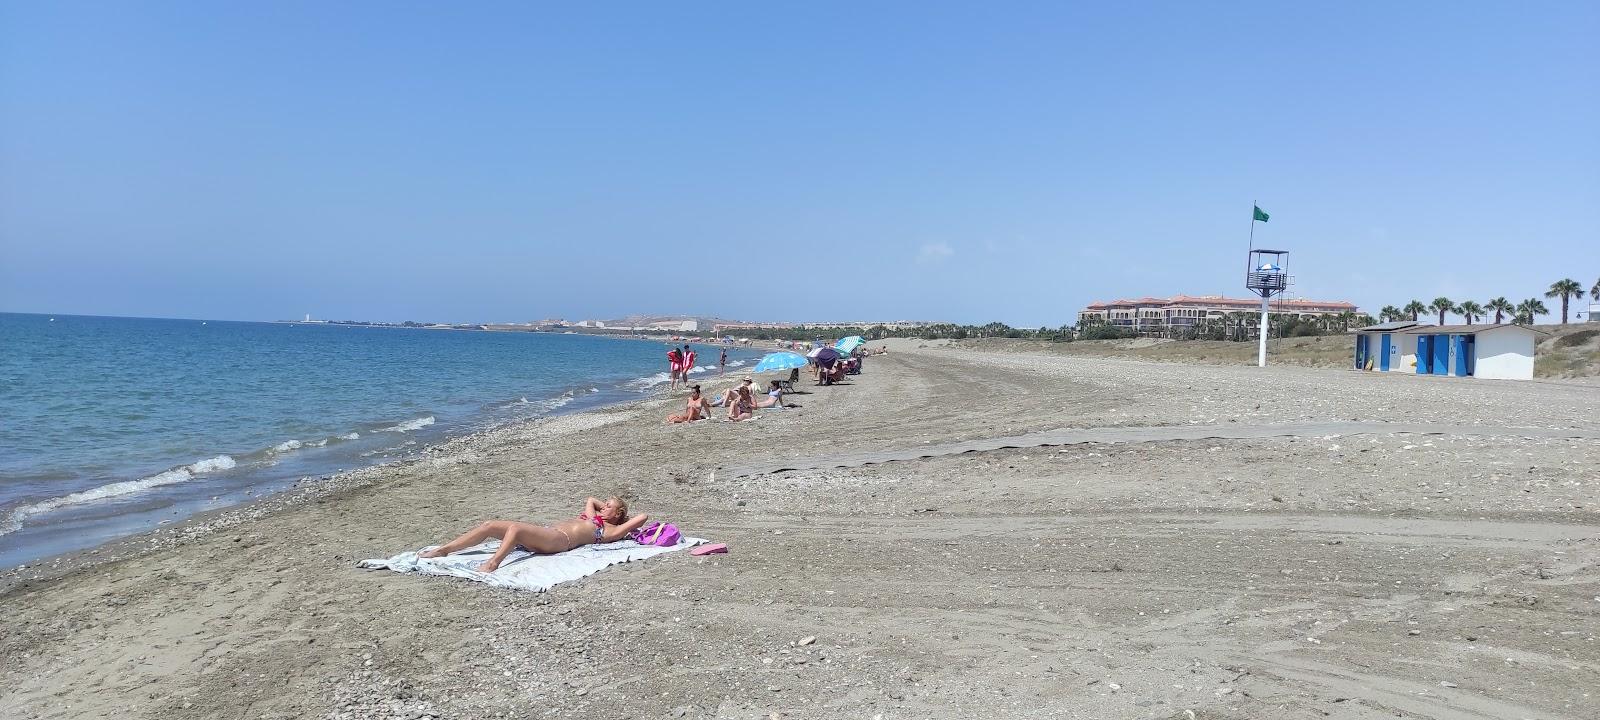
631, 522, 681, 547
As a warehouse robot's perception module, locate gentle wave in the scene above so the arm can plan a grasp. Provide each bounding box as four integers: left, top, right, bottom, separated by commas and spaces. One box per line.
378, 416, 435, 433
187, 455, 238, 473
624, 371, 674, 392
265, 431, 361, 457
2, 455, 236, 536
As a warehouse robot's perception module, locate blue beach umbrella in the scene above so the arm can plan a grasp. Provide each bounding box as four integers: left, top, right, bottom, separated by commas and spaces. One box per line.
834, 336, 866, 354
752, 352, 810, 373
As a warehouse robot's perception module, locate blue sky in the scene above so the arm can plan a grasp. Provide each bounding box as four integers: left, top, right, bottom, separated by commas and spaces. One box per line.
2, 2, 1596, 326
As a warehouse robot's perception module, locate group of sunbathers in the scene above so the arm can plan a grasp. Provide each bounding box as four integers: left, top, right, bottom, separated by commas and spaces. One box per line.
666, 378, 791, 423
663, 344, 882, 422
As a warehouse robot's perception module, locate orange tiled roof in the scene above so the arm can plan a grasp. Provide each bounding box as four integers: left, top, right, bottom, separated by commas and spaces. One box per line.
1082, 295, 1358, 311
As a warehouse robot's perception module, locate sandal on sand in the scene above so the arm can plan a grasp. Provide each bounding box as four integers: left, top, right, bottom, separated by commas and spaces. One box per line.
690, 543, 728, 556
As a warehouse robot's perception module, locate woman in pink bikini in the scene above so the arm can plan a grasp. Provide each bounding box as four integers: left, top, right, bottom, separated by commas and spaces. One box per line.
419, 496, 650, 572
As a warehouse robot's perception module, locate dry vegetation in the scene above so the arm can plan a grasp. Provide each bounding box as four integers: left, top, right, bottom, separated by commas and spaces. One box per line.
956, 324, 1600, 379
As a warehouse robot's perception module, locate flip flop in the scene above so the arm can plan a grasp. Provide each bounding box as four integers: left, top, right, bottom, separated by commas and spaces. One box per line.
690, 543, 728, 556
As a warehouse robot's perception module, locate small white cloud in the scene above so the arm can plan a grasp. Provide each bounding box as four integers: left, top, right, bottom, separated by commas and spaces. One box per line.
916, 242, 955, 264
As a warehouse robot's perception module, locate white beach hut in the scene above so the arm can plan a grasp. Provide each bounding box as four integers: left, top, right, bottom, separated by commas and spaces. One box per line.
1352, 323, 1539, 380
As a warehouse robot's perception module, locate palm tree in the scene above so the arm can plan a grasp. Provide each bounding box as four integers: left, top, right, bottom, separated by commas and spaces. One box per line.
1546, 278, 1584, 324
1429, 297, 1453, 325
1486, 297, 1515, 324
1403, 300, 1428, 322
1455, 300, 1484, 325
1515, 298, 1549, 326
1378, 305, 1401, 322
1592, 276, 1600, 302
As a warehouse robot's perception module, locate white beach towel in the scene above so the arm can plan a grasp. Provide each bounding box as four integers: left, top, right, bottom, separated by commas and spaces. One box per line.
358, 537, 706, 591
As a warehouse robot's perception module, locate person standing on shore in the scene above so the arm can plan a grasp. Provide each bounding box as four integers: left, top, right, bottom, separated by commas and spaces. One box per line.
719, 346, 728, 376
682, 345, 696, 386
667, 345, 683, 390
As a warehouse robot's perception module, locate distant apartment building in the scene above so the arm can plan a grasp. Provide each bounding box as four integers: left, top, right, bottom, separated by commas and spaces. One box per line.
1078, 295, 1359, 335
712, 322, 794, 334
712, 320, 932, 334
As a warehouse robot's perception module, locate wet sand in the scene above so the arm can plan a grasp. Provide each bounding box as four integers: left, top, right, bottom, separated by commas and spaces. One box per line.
3, 340, 1598, 719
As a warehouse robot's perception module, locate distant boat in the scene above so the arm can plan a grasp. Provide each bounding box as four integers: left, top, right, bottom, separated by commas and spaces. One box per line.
49, 318, 55, 322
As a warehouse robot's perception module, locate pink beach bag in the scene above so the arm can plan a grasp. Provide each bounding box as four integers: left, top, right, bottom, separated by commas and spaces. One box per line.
631, 522, 682, 547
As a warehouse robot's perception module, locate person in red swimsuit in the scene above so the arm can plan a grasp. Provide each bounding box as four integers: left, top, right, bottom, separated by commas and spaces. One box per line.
418, 496, 651, 573
667, 347, 683, 390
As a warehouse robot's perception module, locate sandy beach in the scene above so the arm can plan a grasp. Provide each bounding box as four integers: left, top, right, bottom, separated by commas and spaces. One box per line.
4, 341, 1599, 719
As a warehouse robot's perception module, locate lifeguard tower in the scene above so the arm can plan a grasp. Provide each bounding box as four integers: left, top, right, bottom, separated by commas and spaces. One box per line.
1245, 249, 1289, 367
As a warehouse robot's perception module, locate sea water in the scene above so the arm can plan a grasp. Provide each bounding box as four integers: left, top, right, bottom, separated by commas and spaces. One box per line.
0, 313, 756, 567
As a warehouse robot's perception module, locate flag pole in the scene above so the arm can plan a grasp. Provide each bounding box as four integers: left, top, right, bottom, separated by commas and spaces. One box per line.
1246, 200, 1257, 276
1249, 199, 1256, 250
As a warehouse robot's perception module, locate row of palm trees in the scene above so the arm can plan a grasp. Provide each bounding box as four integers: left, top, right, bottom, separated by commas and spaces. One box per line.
1376, 277, 1599, 326
1173, 309, 1376, 341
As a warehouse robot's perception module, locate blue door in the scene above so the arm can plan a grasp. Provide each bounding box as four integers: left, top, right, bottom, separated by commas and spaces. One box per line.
1355, 335, 1368, 369
1379, 334, 1392, 371
1431, 334, 1449, 375
1456, 335, 1475, 376
1416, 335, 1431, 374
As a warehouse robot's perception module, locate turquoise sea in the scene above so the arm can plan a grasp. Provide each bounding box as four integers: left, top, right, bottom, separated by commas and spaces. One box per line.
0, 313, 753, 567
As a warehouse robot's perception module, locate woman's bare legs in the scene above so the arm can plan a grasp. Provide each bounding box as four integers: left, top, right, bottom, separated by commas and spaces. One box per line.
419, 521, 569, 572
419, 521, 509, 558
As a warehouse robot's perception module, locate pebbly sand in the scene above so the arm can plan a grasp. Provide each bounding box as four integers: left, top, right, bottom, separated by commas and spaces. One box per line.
3, 339, 1599, 719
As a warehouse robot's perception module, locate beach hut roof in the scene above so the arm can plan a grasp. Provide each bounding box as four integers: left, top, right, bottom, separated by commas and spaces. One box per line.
1352, 321, 1420, 332
1401, 323, 1547, 335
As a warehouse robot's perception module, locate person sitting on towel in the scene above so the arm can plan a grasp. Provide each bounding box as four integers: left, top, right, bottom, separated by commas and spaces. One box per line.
709, 378, 754, 407
755, 380, 788, 409
666, 385, 713, 423
419, 496, 650, 572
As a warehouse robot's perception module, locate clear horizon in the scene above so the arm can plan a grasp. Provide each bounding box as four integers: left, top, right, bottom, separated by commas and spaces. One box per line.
2, 2, 1597, 327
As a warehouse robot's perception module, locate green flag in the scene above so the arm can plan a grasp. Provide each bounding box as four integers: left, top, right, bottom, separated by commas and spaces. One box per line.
1253, 205, 1270, 222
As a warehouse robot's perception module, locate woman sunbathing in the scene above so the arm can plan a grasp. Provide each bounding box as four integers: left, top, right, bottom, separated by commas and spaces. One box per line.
418, 496, 650, 572
726, 383, 755, 421
755, 380, 787, 409
667, 385, 713, 423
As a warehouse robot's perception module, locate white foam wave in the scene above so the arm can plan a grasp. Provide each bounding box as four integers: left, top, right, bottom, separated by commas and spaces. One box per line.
273, 439, 303, 453
588, 388, 599, 393
379, 416, 435, 433
729, 360, 748, 367
340, 432, 360, 440
187, 455, 237, 473
1, 455, 236, 536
